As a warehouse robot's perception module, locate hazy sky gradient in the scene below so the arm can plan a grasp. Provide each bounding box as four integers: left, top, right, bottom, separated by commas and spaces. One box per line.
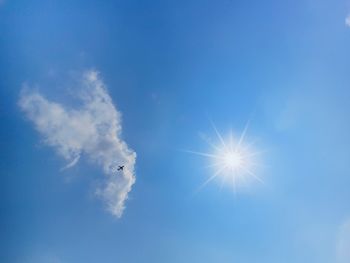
1, 0, 350, 262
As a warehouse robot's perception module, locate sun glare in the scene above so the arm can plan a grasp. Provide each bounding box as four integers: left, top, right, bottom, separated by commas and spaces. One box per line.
187, 121, 263, 192
224, 151, 243, 169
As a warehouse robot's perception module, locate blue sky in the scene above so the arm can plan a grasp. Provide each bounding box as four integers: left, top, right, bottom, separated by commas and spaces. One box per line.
1, 0, 350, 262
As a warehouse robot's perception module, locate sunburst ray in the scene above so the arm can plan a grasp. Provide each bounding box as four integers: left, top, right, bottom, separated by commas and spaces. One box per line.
188, 122, 263, 192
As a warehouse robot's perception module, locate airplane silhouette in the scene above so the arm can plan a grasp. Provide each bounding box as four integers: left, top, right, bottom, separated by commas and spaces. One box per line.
117, 165, 124, 171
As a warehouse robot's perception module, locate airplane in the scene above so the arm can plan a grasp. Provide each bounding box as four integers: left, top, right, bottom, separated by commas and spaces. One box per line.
117, 165, 124, 171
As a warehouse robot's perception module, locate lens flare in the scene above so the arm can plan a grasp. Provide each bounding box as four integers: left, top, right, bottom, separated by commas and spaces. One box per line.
187, 121, 263, 192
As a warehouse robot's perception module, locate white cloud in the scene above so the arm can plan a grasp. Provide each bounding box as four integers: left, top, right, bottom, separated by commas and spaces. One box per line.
19, 70, 136, 218
337, 219, 350, 263
346, 15, 350, 27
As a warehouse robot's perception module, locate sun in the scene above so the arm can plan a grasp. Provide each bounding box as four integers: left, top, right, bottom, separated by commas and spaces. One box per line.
187, 121, 263, 191
223, 151, 243, 169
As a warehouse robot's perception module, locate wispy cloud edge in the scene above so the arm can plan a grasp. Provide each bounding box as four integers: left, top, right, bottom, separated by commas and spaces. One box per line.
19, 70, 136, 218
345, 14, 350, 27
